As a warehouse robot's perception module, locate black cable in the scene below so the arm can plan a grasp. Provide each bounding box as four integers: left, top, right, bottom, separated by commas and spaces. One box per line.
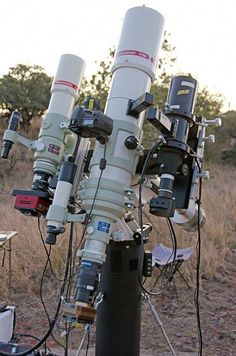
65, 222, 74, 300
85, 330, 90, 356
13, 334, 52, 353
75, 141, 107, 253
152, 218, 177, 293
37, 218, 64, 282
0, 297, 62, 356
39, 244, 52, 323
166, 218, 177, 281
38, 219, 68, 351
0, 213, 77, 356
38, 244, 66, 352
137, 139, 167, 296
193, 157, 203, 356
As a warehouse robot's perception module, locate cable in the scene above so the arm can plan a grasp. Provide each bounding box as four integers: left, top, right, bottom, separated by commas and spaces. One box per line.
152, 218, 177, 293
85, 331, 90, 356
38, 218, 69, 352
193, 157, 203, 356
38, 244, 66, 352
0, 296, 62, 356
137, 138, 167, 296
37, 218, 64, 282
166, 218, 177, 282
0, 212, 77, 356
13, 334, 52, 354
75, 141, 107, 253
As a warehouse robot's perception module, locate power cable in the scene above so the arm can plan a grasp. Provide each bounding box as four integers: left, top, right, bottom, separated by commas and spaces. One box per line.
193, 157, 203, 356
75, 141, 107, 253
85, 331, 90, 356
152, 218, 177, 293
37, 218, 64, 282
137, 138, 167, 296
38, 219, 68, 351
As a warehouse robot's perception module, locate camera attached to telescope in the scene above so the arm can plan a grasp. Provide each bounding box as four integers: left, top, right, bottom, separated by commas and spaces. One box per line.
69, 99, 113, 143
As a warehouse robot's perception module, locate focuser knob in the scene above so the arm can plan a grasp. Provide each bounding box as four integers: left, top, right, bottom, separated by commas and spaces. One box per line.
204, 117, 222, 127
197, 170, 210, 180
203, 134, 215, 143
124, 135, 139, 150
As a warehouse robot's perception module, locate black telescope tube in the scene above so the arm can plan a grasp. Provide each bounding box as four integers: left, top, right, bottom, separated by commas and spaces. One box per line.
149, 76, 198, 218
1, 111, 20, 159
166, 75, 198, 143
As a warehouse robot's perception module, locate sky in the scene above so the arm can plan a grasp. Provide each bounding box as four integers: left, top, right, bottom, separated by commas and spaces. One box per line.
0, 0, 235, 111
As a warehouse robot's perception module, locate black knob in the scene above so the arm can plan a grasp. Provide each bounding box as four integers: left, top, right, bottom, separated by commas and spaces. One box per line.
124, 136, 139, 150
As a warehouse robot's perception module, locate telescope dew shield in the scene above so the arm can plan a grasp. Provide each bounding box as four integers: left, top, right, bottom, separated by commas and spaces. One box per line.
1, 111, 21, 159
33, 54, 85, 184
76, 6, 164, 307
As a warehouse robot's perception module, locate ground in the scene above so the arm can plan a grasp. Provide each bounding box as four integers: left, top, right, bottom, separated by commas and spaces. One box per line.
5, 249, 236, 355
140, 248, 236, 355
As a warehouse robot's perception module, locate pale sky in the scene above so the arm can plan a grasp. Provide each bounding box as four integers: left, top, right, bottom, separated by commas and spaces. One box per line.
1, 0, 235, 110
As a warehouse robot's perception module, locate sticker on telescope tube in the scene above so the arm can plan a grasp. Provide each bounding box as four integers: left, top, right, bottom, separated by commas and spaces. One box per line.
181, 81, 195, 88
54, 80, 78, 91
177, 89, 190, 95
117, 49, 151, 61
97, 221, 110, 233
48, 144, 60, 155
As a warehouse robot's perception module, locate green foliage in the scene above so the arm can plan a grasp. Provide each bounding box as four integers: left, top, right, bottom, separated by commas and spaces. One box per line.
157, 31, 177, 84
0, 64, 52, 130
205, 110, 236, 164
79, 32, 176, 110
194, 87, 223, 119
79, 49, 115, 110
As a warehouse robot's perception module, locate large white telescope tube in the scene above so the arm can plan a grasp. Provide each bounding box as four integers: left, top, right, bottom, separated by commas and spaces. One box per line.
76, 6, 164, 305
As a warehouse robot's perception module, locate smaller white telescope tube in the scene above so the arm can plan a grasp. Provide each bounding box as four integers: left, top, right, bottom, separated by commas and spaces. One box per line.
33, 54, 86, 178
48, 54, 85, 117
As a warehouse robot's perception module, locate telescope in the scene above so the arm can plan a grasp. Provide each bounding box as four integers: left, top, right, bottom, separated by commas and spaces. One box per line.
1, 5, 221, 356
2, 54, 86, 215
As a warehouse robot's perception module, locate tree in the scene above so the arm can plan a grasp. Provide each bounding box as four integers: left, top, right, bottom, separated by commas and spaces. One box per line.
79, 32, 176, 110
79, 48, 115, 110
194, 87, 223, 119
0, 64, 52, 130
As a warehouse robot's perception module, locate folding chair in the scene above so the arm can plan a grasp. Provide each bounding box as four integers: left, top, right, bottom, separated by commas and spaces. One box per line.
152, 243, 193, 296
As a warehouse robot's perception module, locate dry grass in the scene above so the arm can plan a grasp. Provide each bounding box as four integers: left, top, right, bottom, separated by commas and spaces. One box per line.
0, 157, 235, 300
0, 158, 70, 300
144, 163, 236, 283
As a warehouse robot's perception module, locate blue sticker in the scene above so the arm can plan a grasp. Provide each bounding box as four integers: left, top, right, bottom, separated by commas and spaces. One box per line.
97, 221, 110, 233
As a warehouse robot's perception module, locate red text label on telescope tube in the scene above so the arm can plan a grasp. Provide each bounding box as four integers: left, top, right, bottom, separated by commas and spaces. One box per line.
117, 49, 154, 63
54, 80, 78, 91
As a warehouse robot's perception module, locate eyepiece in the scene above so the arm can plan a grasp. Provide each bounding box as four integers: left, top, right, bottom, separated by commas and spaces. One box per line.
1, 111, 21, 159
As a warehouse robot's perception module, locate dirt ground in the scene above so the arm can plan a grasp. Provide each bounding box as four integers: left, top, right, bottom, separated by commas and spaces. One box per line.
140, 248, 236, 355
6, 249, 236, 356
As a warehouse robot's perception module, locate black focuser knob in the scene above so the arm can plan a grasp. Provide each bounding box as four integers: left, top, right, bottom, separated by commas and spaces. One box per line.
124, 135, 139, 150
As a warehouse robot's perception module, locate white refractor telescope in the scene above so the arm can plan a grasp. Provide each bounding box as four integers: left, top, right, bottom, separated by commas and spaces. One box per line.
75, 6, 165, 309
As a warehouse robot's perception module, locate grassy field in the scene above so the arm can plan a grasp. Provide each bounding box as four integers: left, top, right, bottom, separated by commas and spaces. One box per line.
0, 154, 235, 299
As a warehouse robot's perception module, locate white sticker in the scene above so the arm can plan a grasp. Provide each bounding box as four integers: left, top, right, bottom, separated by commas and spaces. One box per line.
170, 104, 180, 109
181, 81, 195, 88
